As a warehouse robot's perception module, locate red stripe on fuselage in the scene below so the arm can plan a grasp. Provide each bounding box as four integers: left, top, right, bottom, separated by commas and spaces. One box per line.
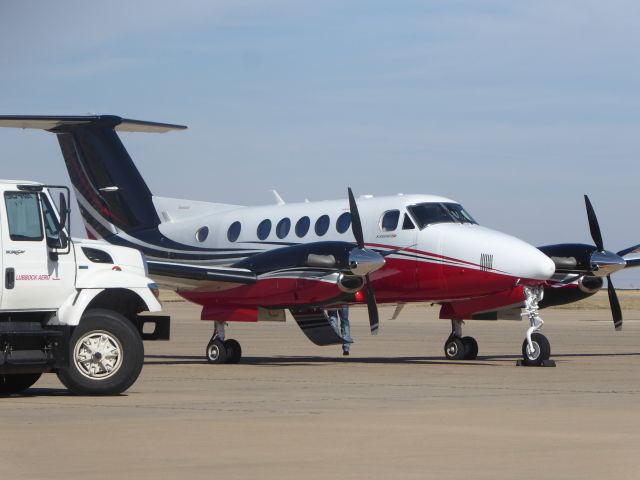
178, 256, 521, 311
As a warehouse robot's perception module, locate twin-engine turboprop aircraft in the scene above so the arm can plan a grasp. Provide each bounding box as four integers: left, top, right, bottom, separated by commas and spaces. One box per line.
0, 115, 636, 367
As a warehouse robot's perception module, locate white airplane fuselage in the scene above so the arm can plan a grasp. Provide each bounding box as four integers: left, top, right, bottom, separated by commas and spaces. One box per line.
136, 193, 555, 319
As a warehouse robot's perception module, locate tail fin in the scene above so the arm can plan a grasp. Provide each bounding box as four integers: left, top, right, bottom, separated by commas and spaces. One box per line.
0, 115, 186, 239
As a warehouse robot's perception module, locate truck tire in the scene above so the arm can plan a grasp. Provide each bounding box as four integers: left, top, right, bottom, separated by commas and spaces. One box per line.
0, 373, 42, 395
57, 309, 144, 395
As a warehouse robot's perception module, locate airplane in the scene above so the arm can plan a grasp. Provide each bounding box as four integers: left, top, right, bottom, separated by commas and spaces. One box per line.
0, 115, 637, 367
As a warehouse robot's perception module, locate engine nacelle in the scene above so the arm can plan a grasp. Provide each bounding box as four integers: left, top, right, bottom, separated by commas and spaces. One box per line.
539, 275, 603, 308
578, 275, 604, 294
337, 273, 365, 294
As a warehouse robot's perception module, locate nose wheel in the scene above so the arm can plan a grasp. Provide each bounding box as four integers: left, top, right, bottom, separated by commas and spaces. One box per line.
521, 332, 550, 366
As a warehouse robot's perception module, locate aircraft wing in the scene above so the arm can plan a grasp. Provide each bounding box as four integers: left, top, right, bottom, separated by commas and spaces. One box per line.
147, 261, 256, 291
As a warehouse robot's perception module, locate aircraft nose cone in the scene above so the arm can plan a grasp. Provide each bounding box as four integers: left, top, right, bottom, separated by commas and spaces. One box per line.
528, 249, 556, 281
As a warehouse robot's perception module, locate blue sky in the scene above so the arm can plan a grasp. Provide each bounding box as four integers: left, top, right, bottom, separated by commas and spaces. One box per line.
1, 1, 639, 285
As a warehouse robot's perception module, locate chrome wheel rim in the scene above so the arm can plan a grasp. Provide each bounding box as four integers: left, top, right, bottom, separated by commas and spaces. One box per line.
526, 342, 541, 361
207, 343, 221, 361
446, 342, 459, 357
73, 331, 123, 380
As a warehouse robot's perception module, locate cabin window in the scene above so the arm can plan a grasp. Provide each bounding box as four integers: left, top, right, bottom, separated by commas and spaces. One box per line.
195, 226, 209, 243
336, 212, 352, 234
295, 216, 310, 237
227, 221, 241, 242
257, 219, 272, 240
315, 215, 330, 236
276, 218, 291, 239
380, 210, 400, 231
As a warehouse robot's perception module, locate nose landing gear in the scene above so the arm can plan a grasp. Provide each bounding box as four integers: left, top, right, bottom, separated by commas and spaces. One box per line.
519, 286, 553, 367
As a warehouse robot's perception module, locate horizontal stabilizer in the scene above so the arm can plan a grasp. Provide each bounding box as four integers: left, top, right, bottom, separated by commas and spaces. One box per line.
0, 115, 187, 133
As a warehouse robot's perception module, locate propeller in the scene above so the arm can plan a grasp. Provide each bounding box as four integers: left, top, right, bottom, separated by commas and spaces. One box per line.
348, 187, 381, 335
584, 195, 624, 330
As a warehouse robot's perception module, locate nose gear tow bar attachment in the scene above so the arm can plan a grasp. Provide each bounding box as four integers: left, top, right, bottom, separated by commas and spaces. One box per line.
517, 286, 555, 367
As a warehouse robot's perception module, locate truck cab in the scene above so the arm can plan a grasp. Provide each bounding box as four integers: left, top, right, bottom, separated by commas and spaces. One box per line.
0, 181, 169, 395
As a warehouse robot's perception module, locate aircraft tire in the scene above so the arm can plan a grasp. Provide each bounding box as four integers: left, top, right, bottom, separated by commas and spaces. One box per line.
0, 373, 42, 395
206, 339, 228, 364
521, 333, 551, 366
444, 337, 466, 360
57, 309, 144, 395
224, 339, 242, 364
462, 336, 478, 360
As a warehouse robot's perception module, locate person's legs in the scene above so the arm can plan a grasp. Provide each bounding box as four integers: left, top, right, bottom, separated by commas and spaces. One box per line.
339, 306, 352, 353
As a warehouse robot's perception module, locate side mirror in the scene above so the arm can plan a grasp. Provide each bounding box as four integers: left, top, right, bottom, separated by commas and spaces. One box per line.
59, 192, 68, 229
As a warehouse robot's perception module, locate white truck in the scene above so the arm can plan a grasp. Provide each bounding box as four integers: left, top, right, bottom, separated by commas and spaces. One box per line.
0, 180, 169, 395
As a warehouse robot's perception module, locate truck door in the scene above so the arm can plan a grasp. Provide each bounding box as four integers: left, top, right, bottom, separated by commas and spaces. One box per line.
1, 190, 76, 310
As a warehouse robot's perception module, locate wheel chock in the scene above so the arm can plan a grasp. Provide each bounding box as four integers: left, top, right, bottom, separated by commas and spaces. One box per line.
515, 359, 556, 367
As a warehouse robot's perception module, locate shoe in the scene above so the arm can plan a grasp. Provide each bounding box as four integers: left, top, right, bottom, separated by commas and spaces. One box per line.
343, 350, 349, 356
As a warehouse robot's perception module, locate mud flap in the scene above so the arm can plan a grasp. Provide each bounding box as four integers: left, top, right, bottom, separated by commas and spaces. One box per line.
290, 309, 345, 346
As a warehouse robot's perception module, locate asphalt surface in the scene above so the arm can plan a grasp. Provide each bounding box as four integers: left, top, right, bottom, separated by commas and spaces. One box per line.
2, 302, 640, 480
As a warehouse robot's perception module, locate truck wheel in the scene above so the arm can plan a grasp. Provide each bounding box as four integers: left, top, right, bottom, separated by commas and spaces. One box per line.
0, 373, 42, 395
57, 309, 144, 395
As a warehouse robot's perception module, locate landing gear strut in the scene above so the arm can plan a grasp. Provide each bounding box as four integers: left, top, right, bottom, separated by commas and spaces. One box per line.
519, 286, 553, 366
205, 321, 243, 364
443, 319, 478, 360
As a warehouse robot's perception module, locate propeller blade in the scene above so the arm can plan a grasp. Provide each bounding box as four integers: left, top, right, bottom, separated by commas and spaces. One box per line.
348, 187, 365, 249
584, 195, 604, 252
365, 274, 379, 335
607, 275, 623, 331
617, 243, 640, 257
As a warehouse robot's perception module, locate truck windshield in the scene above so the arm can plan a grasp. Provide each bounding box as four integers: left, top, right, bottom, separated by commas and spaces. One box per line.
40, 194, 64, 248
407, 202, 477, 229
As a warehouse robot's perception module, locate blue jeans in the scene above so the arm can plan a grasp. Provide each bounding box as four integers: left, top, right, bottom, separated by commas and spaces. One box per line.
329, 307, 352, 352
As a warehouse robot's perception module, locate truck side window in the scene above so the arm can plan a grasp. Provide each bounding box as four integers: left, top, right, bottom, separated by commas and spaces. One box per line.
4, 192, 44, 241
40, 194, 64, 248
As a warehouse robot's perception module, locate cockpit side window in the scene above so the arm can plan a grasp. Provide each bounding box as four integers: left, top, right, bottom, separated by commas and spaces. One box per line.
402, 213, 415, 230
407, 202, 477, 229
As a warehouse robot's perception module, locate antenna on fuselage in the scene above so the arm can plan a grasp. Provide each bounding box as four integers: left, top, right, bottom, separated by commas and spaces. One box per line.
269, 189, 285, 205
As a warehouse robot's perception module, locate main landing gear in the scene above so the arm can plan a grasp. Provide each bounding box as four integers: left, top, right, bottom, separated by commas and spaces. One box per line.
519, 286, 553, 367
206, 321, 242, 364
443, 320, 478, 360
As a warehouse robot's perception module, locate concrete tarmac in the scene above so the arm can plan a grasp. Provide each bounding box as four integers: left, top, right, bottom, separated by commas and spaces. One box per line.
2, 302, 640, 480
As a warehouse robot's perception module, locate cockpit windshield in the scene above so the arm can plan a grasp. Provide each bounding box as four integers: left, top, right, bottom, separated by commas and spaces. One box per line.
407, 202, 477, 229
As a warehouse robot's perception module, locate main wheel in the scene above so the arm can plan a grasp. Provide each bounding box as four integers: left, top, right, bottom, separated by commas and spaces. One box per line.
57, 309, 144, 395
462, 336, 478, 360
521, 333, 551, 366
444, 337, 466, 360
206, 339, 228, 364
224, 339, 242, 364
0, 373, 42, 395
